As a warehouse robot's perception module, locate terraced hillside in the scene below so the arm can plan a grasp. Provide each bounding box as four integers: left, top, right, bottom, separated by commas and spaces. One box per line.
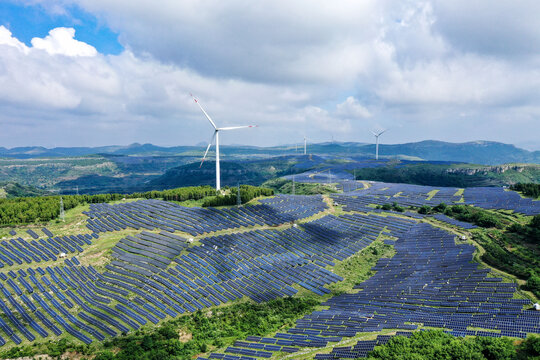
0, 185, 537, 359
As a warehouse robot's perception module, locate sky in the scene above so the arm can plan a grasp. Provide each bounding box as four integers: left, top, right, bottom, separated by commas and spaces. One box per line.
0, 1, 539, 150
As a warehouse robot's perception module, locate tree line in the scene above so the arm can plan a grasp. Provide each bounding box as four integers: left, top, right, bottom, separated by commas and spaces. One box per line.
510, 183, 540, 199
0, 186, 220, 226
418, 203, 505, 228
201, 185, 274, 207
367, 330, 538, 360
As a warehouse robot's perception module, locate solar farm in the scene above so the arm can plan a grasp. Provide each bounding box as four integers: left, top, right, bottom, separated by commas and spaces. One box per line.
0, 182, 538, 358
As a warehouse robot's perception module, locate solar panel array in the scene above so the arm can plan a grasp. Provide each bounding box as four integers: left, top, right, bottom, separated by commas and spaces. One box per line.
315, 331, 414, 359
463, 187, 540, 215
0, 185, 538, 353
332, 182, 461, 211
0, 233, 94, 267
430, 213, 478, 229
199, 222, 538, 360
331, 181, 540, 216
0, 210, 412, 347
84, 195, 328, 235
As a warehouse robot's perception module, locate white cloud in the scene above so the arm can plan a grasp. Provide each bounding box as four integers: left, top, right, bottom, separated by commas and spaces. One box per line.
31, 27, 97, 56
336, 97, 371, 119
1, 1, 540, 149
0, 26, 29, 53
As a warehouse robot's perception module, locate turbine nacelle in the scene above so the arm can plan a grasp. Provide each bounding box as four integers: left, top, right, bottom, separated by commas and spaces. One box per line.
372, 129, 388, 138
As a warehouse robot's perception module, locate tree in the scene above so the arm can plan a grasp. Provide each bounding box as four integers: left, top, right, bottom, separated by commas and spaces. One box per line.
418, 205, 431, 214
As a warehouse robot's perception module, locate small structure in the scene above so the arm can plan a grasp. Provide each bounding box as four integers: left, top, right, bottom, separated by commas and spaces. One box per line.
59, 252, 67, 259
534, 303, 540, 311
461, 235, 467, 240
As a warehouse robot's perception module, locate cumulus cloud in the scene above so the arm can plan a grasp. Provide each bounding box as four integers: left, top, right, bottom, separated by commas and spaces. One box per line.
31, 27, 97, 56
0, 1, 539, 149
0, 26, 29, 53
336, 97, 371, 119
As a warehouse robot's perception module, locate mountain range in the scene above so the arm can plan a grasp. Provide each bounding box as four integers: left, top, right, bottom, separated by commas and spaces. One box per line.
1, 140, 539, 165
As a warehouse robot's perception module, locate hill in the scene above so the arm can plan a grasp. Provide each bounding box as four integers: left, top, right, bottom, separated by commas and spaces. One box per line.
351, 163, 540, 187
0, 182, 48, 198
147, 155, 318, 190
377, 140, 540, 165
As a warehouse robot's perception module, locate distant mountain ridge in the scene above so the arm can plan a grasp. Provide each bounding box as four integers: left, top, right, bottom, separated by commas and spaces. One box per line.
0, 140, 538, 165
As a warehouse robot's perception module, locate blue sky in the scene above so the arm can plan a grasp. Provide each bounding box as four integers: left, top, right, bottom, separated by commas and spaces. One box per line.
0, 0, 539, 150
0, 1, 122, 55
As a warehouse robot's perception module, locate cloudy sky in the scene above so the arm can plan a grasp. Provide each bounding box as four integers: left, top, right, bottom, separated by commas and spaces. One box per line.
0, 1, 539, 150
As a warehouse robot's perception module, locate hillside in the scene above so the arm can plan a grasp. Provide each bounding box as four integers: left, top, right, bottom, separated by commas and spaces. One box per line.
0, 183, 537, 359
376, 140, 540, 165
0, 182, 48, 198
351, 163, 540, 187
147, 155, 315, 190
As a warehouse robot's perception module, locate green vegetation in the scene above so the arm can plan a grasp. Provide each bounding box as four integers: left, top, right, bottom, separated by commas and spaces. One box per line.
327, 241, 395, 296
0, 181, 48, 198
510, 183, 540, 199
0, 186, 215, 226
149, 157, 309, 190
415, 203, 539, 298
129, 186, 217, 202
473, 217, 539, 298
418, 203, 506, 228
262, 178, 338, 195
353, 163, 540, 187
366, 330, 539, 360
508, 215, 540, 243
0, 184, 276, 225
377, 202, 405, 212
0, 156, 117, 188
0, 297, 319, 360
201, 185, 274, 207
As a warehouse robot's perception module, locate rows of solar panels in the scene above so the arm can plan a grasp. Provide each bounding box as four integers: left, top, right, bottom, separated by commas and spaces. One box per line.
0, 229, 96, 268
84, 195, 327, 235
0, 211, 411, 347
332, 181, 540, 215
199, 222, 539, 360
0, 226, 105, 346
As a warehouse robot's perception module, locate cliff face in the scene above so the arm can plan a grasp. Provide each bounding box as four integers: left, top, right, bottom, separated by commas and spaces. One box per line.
442, 164, 540, 186
446, 165, 529, 176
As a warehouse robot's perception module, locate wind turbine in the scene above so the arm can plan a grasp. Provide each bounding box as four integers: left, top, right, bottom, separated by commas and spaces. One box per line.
192, 94, 257, 191
371, 129, 388, 160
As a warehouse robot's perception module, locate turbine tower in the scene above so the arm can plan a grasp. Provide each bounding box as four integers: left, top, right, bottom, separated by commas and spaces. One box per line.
304, 137, 307, 155
192, 94, 257, 191
371, 129, 388, 160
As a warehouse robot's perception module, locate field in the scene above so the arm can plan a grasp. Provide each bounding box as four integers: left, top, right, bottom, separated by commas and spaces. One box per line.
0, 181, 538, 359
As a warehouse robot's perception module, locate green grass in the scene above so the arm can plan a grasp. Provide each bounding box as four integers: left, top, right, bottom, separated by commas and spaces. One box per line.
425, 189, 439, 201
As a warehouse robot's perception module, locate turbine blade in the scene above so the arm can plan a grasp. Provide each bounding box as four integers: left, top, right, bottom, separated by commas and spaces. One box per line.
218, 125, 258, 131
191, 94, 218, 129
378, 129, 388, 136
200, 131, 217, 167
371, 131, 377, 136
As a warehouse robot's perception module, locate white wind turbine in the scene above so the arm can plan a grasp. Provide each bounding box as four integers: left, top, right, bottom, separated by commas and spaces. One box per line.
371, 129, 388, 160
192, 94, 257, 191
